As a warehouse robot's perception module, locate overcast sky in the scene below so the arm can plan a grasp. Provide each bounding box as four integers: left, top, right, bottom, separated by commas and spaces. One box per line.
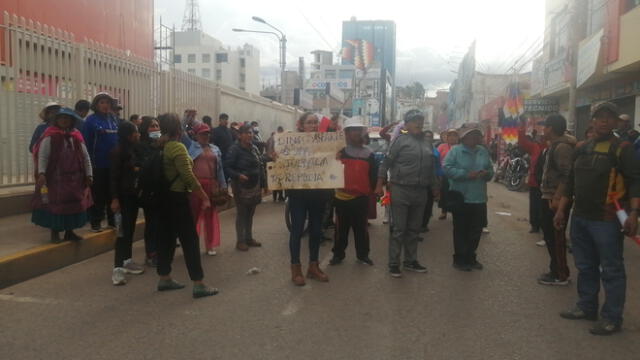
156, 0, 545, 93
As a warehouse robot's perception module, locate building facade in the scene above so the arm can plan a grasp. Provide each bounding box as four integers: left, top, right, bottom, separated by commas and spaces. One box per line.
341, 18, 397, 125
173, 31, 261, 95
532, 0, 640, 138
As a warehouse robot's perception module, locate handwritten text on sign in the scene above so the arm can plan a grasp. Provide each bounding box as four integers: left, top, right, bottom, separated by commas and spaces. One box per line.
267, 132, 345, 190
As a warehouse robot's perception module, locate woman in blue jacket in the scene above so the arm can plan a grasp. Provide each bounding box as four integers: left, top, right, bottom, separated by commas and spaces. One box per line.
444, 123, 494, 272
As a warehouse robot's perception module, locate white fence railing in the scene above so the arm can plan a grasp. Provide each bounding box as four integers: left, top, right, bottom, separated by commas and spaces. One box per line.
0, 12, 301, 187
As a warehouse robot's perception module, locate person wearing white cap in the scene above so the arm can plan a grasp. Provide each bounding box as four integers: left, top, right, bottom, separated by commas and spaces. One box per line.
29, 102, 61, 153
330, 116, 377, 266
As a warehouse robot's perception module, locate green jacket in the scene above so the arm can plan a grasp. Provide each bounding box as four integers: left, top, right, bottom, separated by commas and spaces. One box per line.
444, 144, 494, 204
163, 140, 202, 193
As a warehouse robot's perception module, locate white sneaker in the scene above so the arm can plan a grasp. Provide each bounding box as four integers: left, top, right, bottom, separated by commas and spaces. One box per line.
536, 240, 546, 247
112, 267, 127, 286
122, 259, 145, 275
206, 249, 217, 256
482, 228, 490, 233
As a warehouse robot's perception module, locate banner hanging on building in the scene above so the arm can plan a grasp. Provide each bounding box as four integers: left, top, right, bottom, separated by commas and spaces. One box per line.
267, 132, 345, 190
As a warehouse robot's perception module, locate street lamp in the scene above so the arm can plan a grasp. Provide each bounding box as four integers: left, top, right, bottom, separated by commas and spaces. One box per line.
232, 17, 287, 103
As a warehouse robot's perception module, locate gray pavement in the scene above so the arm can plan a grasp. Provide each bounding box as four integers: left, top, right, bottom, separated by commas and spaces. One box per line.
2, 183, 640, 359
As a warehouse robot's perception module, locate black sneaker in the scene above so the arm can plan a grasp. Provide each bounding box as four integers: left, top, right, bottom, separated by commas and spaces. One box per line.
470, 261, 484, 270
453, 262, 472, 272
356, 257, 374, 266
560, 306, 598, 321
589, 319, 621, 336
329, 256, 344, 266
538, 272, 569, 286
90, 224, 103, 233
389, 266, 402, 278
404, 261, 428, 273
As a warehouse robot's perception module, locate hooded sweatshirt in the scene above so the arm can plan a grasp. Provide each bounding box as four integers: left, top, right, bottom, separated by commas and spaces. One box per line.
540, 134, 576, 200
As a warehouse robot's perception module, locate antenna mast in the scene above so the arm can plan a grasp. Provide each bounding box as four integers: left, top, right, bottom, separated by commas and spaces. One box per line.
182, 0, 202, 31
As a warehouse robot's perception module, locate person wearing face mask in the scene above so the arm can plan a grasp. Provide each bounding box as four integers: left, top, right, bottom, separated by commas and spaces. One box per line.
375, 110, 440, 278
136, 116, 162, 266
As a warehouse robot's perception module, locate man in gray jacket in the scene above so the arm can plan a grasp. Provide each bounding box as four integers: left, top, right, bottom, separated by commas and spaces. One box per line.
375, 110, 440, 278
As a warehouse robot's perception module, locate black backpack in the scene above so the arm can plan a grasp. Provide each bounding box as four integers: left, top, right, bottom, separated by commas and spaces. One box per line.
138, 148, 178, 207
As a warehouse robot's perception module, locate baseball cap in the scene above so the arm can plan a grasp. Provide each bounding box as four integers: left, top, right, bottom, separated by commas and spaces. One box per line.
591, 101, 619, 118
194, 123, 211, 135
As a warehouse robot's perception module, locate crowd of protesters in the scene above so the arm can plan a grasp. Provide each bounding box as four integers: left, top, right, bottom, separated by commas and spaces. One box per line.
28, 92, 278, 298
28, 93, 640, 335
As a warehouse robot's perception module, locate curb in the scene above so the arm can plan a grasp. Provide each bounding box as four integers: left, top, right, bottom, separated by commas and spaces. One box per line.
0, 198, 240, 289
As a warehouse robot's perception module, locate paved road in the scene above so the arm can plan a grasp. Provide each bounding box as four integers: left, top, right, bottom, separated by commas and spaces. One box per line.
2, 183, 640, 359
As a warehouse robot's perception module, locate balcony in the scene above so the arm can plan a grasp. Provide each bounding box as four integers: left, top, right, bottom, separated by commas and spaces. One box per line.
609, 5, 640, 72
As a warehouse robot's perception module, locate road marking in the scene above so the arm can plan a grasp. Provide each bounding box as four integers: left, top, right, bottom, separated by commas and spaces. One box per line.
281, 253, 332, 316
0, 294, 61, 305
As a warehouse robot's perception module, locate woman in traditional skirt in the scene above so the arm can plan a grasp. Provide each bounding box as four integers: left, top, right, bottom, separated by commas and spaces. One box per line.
32, 107, 93, 243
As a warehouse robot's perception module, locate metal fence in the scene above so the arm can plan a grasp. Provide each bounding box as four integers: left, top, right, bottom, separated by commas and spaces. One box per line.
0, 12, 301, 187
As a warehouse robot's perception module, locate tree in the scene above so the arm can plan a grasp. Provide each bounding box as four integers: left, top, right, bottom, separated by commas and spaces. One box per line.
398, 82, 425, 100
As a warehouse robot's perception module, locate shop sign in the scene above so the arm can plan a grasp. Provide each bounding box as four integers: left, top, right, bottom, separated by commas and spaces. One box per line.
577, 29, 603, 88
524, 98, 560, 113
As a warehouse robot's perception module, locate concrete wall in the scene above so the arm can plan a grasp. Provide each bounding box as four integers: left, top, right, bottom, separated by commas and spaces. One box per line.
218, 85, 302, 135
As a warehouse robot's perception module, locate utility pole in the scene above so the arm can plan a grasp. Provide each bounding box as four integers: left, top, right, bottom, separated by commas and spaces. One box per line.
567, 0, 587, 132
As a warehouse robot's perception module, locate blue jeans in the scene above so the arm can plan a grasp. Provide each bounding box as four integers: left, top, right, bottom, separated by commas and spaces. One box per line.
570, 215, 626, 325
288, 191, 326, 265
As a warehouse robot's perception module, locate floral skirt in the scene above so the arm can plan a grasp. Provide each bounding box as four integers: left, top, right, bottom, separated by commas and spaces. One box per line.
32, 209, 88, 231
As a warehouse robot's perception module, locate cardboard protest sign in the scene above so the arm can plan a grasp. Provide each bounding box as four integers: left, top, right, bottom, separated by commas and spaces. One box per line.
267, 132, 345, 190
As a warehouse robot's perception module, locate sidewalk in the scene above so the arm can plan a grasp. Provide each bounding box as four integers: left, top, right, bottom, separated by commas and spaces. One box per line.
0, 196, 238, 289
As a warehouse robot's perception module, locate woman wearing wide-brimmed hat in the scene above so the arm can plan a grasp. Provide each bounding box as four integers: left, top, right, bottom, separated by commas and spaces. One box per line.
443, 123, 493, 272
82, 92, 119, 232
29, 102, 62, 153
32, 108, 93, 243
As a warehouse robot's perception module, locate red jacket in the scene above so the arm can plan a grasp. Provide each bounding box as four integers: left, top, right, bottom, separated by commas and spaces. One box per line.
517, 127, 546, 188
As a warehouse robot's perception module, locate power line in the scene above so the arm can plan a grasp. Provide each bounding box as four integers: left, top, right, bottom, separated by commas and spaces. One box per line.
297, 9, 335, 51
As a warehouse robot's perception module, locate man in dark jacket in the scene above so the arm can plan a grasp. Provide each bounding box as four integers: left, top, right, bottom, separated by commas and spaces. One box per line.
538, 114, 576, 286
556, 102, 640, 336
212, 113, 234, 159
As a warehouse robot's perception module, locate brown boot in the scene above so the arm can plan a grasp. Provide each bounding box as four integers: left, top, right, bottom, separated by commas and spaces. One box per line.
236, 242, 249, 251
306, 261, 329, 282
291, 264, 306, 286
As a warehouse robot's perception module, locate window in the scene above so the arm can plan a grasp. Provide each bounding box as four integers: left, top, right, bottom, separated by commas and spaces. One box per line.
188, 68, 196, 74
240, 58, 246, 68
588, 0, 607, 36
325, 70, 336, 79
187, 54, 196, 63
202, 68, 211, 78
202, 54, 211, 63
216, 53, 228, 63
174, 54, 182, 63
339, 70, 354, 79
549, 10, 570, 58
216, 69, 222, 80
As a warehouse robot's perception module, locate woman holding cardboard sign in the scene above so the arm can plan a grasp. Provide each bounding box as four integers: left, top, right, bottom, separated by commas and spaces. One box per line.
279, 112, 332, 286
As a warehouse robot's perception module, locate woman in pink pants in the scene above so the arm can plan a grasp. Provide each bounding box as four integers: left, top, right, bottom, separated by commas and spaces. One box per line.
188, 123, 227, 256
